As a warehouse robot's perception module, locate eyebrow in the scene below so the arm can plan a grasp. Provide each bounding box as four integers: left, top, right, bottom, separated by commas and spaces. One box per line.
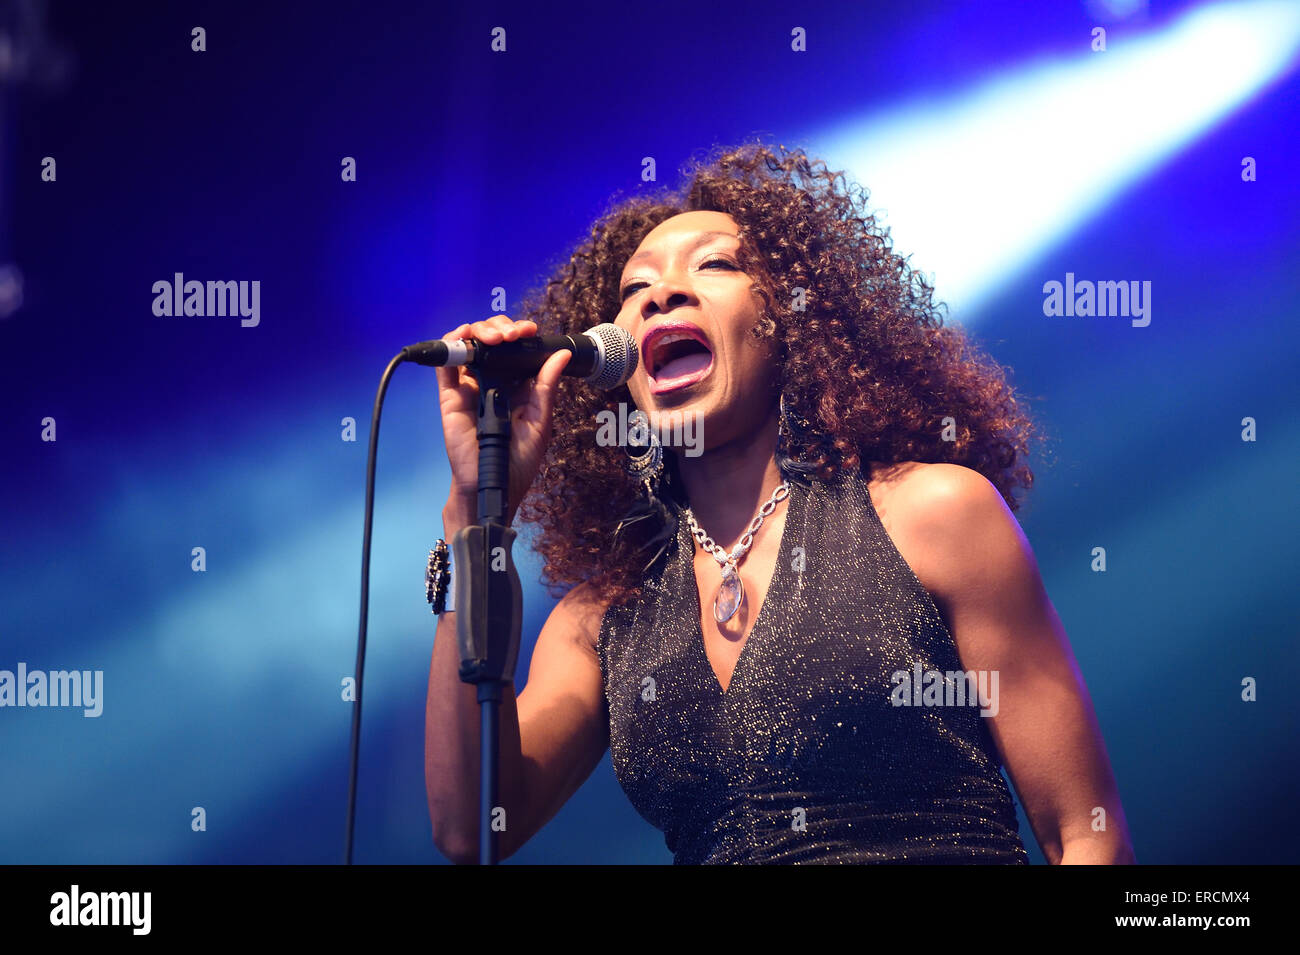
625, 230, 739, 267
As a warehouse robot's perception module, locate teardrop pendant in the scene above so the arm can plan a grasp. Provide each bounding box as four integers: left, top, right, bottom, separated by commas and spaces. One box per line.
713, 563, 745, 624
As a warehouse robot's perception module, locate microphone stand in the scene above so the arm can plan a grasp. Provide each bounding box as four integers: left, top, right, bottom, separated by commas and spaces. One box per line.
449, 369, 524, 866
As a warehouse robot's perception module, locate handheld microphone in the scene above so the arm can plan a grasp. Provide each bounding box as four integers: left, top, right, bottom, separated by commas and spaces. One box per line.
400, 322, 638, 390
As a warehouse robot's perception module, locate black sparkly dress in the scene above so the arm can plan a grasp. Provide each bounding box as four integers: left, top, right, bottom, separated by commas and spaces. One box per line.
596, 465, 1030, 864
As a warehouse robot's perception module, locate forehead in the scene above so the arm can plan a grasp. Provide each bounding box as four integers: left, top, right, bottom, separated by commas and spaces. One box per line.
626, 211, 739, 266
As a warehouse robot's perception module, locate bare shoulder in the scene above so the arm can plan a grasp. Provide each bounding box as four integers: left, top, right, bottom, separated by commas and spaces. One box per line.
865, 461, 1021, 600
866, 461, 1004, 519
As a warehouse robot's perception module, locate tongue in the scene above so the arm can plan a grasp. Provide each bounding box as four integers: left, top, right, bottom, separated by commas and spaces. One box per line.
656, 351, 711, 381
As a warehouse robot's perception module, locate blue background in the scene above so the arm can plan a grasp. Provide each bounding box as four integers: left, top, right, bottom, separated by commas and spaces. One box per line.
1, 0, 1296, 863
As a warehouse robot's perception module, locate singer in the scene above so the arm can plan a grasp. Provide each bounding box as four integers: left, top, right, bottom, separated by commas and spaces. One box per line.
425, 142, 1135, 865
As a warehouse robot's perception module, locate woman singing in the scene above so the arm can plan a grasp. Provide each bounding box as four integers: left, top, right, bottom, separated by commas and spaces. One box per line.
425, 143, 1135, 865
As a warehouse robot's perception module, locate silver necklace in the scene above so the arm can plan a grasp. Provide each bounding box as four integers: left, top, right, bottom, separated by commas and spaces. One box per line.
684, 480, 790, 624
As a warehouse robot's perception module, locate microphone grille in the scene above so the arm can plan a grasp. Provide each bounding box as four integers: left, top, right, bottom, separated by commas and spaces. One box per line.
582, 323, 638, 389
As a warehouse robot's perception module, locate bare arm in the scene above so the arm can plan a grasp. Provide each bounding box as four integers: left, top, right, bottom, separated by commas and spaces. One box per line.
883, 463, 1136, 865
424, 496, 609, 863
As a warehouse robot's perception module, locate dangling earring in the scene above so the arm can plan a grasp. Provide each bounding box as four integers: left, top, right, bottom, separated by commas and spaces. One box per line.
613, 410, 676, 572
622, 409, 664, 501
777, 392, 809, 452
776, 392, 817, 482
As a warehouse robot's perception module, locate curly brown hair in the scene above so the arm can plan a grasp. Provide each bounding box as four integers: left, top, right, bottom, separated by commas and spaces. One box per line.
515, 142, 1037, 608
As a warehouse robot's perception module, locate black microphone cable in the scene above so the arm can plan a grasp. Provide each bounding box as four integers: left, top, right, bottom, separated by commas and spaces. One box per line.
344, 350, 404, 865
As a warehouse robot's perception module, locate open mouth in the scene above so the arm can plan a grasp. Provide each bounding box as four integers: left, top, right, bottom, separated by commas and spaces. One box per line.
643, 325, 715, 394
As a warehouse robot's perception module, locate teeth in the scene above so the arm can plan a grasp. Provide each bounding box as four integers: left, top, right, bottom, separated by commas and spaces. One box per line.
657, 331, 696, 347
650, 329, 708, 374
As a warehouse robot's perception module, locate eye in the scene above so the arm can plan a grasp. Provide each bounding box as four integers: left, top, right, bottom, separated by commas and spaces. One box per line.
619, 258, 739, 300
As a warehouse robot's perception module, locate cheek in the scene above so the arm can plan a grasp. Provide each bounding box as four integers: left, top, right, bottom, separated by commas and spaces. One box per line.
614, 300, 640, 326
730, 338, 777, 390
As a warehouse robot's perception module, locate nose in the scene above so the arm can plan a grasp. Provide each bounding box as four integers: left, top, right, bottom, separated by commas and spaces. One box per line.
642, 275, 696, 318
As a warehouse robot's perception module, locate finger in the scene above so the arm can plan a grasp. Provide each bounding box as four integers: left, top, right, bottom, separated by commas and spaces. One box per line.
532, 349, 572, 422
470, 319, 507, 344
495, 316, 534, 341
434, 324, 471, 393
485, 315, 520, 338
436, 365, 478, 407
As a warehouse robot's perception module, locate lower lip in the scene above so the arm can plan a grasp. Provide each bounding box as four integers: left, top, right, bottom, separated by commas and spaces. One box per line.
648, 355, 714, 395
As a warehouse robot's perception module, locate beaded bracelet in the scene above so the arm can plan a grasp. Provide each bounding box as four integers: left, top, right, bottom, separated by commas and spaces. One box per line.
426, 539, 451, 614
